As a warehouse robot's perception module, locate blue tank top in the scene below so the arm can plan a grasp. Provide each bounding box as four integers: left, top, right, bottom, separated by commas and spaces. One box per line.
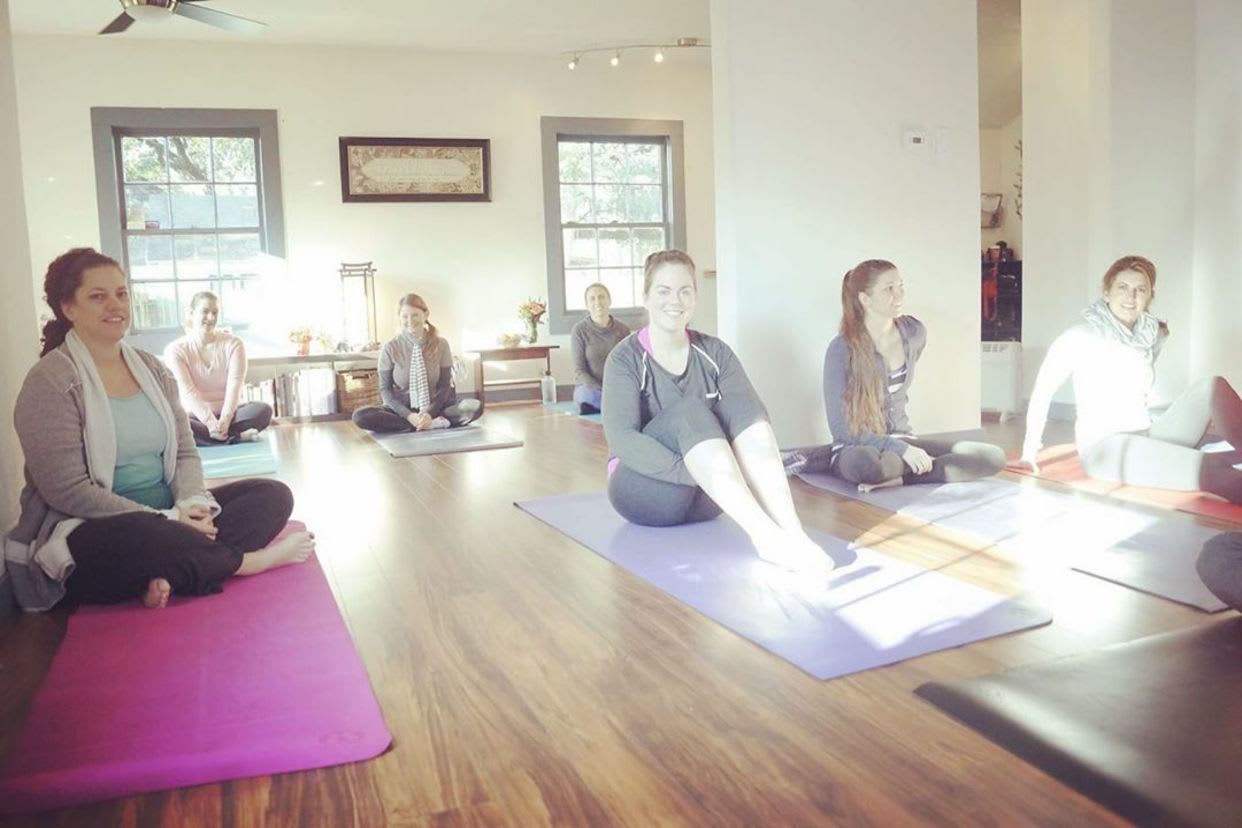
110, 392, 174, 509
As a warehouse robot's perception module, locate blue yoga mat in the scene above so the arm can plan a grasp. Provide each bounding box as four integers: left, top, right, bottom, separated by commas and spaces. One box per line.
516, 491, 1051, 680
544, 400, 602, 423
198, 438, 278, 479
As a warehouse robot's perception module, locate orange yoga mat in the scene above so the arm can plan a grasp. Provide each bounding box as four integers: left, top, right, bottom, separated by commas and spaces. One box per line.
1009, 444, 1242, 525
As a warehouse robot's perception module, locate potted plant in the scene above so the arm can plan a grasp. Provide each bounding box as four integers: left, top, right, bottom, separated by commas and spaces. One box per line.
288, 326, 314, 356
518, 298, 547, 344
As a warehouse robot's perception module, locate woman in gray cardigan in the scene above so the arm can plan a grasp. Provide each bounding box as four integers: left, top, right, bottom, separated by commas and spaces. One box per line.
3, 248, 313, 612
570, 283, 629, 415
786, 259, 1004, 491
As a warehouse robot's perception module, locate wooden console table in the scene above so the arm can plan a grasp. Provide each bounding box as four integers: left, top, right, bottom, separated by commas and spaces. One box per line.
469, 345, 559, 404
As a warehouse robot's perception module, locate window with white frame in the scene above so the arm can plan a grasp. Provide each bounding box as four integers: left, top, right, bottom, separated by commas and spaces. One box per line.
92, 108, 284, 342
541, 117, 686, 334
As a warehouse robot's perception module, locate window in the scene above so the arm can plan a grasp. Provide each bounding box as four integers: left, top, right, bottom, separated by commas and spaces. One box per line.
541, 117, 686, 334
92, 109, 284, 344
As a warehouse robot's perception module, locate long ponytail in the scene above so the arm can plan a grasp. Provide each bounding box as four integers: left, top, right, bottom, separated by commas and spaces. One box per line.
839, 259, 897, 436
40, 247, 122, 356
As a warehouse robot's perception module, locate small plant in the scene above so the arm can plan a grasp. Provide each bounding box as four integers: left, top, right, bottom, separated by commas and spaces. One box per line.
517, 298, 547, 324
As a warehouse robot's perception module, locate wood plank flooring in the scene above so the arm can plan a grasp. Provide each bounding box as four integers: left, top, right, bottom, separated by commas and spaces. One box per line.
1, 405, 1235, 827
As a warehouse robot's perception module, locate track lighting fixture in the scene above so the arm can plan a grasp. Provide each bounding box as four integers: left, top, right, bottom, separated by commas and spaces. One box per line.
561, 37, 708, 70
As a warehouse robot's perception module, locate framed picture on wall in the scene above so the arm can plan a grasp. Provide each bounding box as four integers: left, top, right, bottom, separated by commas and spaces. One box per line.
339, 137, 491, 202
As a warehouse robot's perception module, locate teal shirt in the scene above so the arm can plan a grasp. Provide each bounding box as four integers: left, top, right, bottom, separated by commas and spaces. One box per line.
110, 392, 174, 509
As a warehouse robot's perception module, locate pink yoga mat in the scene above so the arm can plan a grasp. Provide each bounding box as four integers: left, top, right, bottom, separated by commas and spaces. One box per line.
0, 522, 392, 814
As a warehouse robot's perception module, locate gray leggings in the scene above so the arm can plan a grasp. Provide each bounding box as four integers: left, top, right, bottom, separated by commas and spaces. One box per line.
833, 437, 1007, 487
608, 394, 767, 527
1080, 376, 1242, 504
1197, 532, 1242, 612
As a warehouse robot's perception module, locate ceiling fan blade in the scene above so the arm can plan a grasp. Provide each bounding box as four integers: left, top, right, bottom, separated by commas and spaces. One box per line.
99, 12, 136, 35
173, 3, 267, 35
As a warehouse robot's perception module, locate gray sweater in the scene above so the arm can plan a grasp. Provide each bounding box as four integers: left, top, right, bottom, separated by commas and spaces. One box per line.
822, 315, 927, 455
6, 346, 208, 610
602, 330, 760, 486
377, 332, 456, 418
570, 315, 629, 389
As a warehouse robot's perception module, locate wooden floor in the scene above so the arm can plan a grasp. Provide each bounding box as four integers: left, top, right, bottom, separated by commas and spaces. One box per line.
1, 405, 1235, 827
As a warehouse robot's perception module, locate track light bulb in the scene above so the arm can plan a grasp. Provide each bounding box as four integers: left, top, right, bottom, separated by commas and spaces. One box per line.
567, 56, 579, 70
654, 49, 665, 63
610, 51, 621, 67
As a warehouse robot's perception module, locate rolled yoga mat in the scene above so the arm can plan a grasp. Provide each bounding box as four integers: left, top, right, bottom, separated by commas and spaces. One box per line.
198, 437, 278, 479
797, 471, 1228, 612
916, 617, 1242, 828
543, 400, 603, 423
369, 425, 523, 457
515, 491, 1051, 680
0, 522, 392, 814
1010, 442, 1242, 525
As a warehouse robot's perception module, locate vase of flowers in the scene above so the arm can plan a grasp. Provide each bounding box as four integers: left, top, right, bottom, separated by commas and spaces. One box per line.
289, 326, 314, 356
518, 297, 547, 344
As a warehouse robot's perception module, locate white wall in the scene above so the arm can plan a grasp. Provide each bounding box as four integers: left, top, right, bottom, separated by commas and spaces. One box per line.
1193, 0, 1242, 388
712, 0, 982, 445
12, 35, 715, 386
1, 2, 37, 529
981, 115, 1023, 257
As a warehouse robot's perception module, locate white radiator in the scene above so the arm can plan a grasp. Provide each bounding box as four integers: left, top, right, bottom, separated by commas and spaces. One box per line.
981, 342, 1022, 421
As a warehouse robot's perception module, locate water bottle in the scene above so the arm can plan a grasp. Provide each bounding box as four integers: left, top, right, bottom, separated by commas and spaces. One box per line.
540, 370, 557, 404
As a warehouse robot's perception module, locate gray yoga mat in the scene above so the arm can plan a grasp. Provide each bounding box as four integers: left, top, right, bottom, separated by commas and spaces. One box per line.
516, 491, 1051, 680
544, 400, 602, 423
797, 472, 1227, 611
370, 426, 523, 457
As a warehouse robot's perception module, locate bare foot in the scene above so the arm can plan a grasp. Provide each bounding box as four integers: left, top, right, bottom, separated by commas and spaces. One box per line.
142, 577, 171, 609
754, 529, 836, 575
858, 477, 903, 494
236, 531, 315, 576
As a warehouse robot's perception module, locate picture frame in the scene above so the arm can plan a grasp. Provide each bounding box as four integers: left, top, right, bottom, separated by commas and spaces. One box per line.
339, 137, 491, 202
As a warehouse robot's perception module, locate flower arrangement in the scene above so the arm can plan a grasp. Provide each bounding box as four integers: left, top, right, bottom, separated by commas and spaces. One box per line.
518, 297, 547, 343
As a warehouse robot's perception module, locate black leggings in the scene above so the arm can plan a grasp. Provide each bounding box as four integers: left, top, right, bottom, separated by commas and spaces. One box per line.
64, 478, 293, 605
190, 401, 274, 447
352, 399, 483, 432
608, 394, 767, 527
834, 436, 1007, 486
1197, 532, 1242, 612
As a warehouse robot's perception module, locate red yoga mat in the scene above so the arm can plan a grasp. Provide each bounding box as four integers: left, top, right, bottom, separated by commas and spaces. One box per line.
1011, 444, 1242, 525
0, 522, 391, 814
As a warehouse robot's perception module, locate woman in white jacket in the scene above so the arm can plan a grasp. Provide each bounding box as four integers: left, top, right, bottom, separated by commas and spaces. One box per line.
1018, 255, 1242, 503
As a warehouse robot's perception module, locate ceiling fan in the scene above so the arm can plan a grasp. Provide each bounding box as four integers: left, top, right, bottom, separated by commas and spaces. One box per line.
99, 0, 266, 36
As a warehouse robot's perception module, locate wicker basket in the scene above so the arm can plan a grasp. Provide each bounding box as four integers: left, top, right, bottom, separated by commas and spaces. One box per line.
335, 368, 381, 413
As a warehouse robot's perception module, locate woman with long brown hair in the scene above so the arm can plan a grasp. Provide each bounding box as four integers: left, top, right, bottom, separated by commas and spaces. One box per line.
1018, 255, 1242, 501
787, 259, 1005, 490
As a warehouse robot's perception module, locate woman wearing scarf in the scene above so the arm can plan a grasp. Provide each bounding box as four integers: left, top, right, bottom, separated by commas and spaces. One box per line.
1018, 255, 1242, 503
351, 293, 482, 433
5, 248, 314, 612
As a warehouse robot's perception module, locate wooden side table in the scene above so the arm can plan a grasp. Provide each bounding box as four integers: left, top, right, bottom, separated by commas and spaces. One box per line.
469, 345, 559, 405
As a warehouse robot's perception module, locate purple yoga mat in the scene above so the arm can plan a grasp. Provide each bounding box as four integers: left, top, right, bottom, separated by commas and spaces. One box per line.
516, 492, 1051, 680
0, 523, 392, 814
797, 473, 1227, 612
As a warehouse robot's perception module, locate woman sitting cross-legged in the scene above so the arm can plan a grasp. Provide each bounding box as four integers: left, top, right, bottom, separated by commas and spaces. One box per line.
570, 282, 629, 415
163, 290, 274, 446
352, 293, 482, 433
602, 250, 833, 574
785, 259, 1005, 491
1017, 255, 1242, 503
1198, 532, 1242, 613
6, 248, 314, 612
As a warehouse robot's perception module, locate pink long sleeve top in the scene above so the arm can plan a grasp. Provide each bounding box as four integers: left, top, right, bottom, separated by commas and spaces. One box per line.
162, 333, 247, 425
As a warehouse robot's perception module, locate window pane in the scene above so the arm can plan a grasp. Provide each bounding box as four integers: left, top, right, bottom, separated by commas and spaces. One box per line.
217, 184, 259, 227
592, 143, 628, 183
562, 228, 598, 268
627, 143, 662, 184
564, 269, 599, 311
124, 184, 171, 230
219, 279, 258, 326
173, 235, 219, 282
598, 227, 632, 267
623, 185, 664, 222
560, 184, 593, 223
558, 141, 591, 184
592, 184, 624, 223
129, 282, 178, 329
166, 136, 212, 182
212, 137, 256, 183
218, 233, 262, 278
631, 270, 646, 308
600, 268, 638, 308
170, 184, 216, 229
126, 235, 174, 281
632, 227, 667, 265
122, 137, 168, 183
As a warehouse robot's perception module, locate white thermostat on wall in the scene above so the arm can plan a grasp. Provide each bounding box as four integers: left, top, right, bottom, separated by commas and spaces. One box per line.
903, 129, 930, 154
